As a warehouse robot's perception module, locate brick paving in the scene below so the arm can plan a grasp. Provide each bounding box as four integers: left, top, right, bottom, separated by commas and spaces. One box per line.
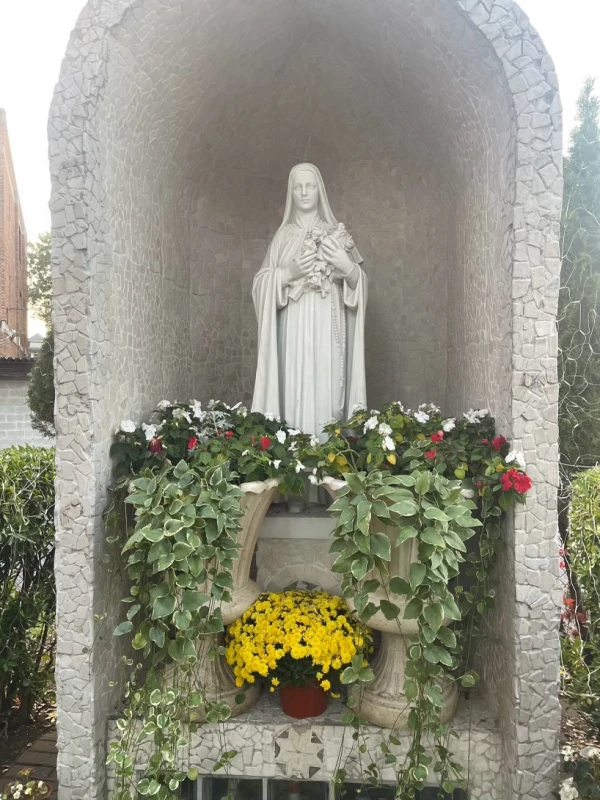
0, 728, 57, 799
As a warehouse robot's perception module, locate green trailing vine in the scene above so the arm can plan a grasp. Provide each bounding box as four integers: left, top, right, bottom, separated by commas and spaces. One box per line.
105, 400, 531, 799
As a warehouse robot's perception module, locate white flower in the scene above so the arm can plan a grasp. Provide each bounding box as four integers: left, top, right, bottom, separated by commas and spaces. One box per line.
273, 460, 282, 469
190, 399, 204, 419
414, 411, 429, 424
352, 402, 366, 413
561, 745, 576, 762
141, 423, 157, 441
242, 450, 251, 457
173, 408, 192, 424
37, 784, 45, 791
308, 474, 319, 485
506, 450, 526, 469
295, 460, 305, 473
442, 418, 456, 432
231, 401, 242, 410
288, 428, 301, 436
236, 406, 248, 418
264, 412, 277, 421
24, 789, 33, 797
378, 423, 392, 436
275, 429, 287, 444
559, 777, 580, 800
309, 435, 320, 448
383, 435, 396, 451
13, 791, 22, 800
288, 441, 299, 452
463, 408, 488, 424
363, 416, 379, 433
157, 400, 171, 410
120, 419, 136, 433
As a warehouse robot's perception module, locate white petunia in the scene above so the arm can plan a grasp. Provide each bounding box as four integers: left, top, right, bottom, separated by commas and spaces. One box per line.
506, 450, 526, 469
295, 460, 305, 473
237, 406, 248, 418
120, 420, 136, 433
308, 474, 319, 485
157, 400, 171, 410
463, 408, 488, 424
190, 399, 204, 419
273, 460, 282, 469
309, 435, 320, 448
363, 416, 379, 433
173, 408, 192, 424
559, 777, 580, 800
352, 402, 367, 413
383, 435, 396, 451
414, 411, 429, 424
442, 418, 456, 432
264, 412, 277, 421
276, 429, 287, 444
378, 423, 392, 436
561, 745, 575, 762
141, 423, 157, 441
288, 428, 301, 436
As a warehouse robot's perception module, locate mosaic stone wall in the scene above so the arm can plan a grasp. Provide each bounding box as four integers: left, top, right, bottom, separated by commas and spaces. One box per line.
49, 1, 562, 798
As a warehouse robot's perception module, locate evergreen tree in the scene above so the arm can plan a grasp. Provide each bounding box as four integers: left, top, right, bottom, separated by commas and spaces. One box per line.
559, 78, 600, 475
27, 328, 55, 438
27, 232, 52, 328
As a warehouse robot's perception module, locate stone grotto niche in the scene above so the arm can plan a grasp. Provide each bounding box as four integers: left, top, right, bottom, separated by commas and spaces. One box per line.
49, 1, 562, 799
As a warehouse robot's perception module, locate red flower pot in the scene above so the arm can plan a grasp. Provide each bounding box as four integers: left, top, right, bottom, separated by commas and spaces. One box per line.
279, 684, 328, 719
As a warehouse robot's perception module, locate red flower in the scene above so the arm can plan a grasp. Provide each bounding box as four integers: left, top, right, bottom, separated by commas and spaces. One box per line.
149, 438, 163, 454
476, 481, 483, 488
425, 450, 437, 460
499, 469, 516, 491
225, 430, 234, 438
513, 472, 532, 494
430, 431, 444, 444
564, 598, 575, 607
481, 439, 489, 445
559, 560, 565, 570
491, 435, 507, 452
188, 436, 198, 451
558, 547, 564, 556
261, 435, 271, 451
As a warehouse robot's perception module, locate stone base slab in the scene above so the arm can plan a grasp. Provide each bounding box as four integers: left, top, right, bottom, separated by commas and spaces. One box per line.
107, 693, 502, 799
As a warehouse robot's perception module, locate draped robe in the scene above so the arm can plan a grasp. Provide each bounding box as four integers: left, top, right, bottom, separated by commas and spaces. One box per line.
251, 221, 367, 440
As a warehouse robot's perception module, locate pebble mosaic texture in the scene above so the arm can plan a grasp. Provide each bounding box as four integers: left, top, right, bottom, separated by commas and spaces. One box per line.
49, 1, 562, 798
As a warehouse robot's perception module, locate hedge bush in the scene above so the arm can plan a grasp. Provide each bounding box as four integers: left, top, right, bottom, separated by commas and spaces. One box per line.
562, 465, 600, 730
0, 446, 55, 725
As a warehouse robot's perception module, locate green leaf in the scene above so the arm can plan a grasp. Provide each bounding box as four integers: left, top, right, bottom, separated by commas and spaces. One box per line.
423, 602, 444, 632
409, 562, 426, 589
436, 626, 456, 649
181, 590, 210, 612
461, 669, 479, 688
404, 598, 423, 619
414, 471, 430, 495
389, 577, 411, 595
114, 621, 133, 636
152, 594, 177, 619
441, 594, 462, 621
423, 506, 450, 523
345, 473, 366, 494
174, 610, 192, 630
379, 600, 400, 620
389, 500, 419, 516
149, 627, 166, 649
142, 528, 164, 543
187, 768, 199, 781
351, 556, 370, 581
396, 526, 418, 545
404, 679, 419, 701
174, 460, 189, 479
165, 519, 185, 535
173, 542, 194, 560
156, 553, 175, 571
420, 528, 445, 547
370, 532, 391, 561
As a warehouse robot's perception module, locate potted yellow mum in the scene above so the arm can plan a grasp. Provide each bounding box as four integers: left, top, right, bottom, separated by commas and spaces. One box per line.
225, 590, 370, 719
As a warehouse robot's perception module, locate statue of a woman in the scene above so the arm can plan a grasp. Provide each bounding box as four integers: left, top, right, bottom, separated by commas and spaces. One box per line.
252, 163, 367, 439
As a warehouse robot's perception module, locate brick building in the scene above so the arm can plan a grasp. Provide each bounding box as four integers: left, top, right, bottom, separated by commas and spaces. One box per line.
0, 109, 28, 358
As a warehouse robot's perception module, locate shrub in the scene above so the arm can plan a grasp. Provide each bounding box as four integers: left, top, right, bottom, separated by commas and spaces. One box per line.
27, 329, 55, 439
0, 447, 55, 724
562, 466, 600, 729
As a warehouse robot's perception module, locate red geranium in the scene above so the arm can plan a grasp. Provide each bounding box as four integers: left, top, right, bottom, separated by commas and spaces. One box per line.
261, 436, 271, 451
425, 449, 437, 460
491, 435, 507, 452
149, 438, 163, 454
430, 431, 444, 444
225, 430, 234, 438
188, 436, 198, 451
481, 439, 489, 445
564, 598, 575, 607
500, 468, 532, 494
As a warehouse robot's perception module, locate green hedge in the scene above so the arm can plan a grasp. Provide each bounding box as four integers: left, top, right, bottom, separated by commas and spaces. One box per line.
0, 446, 55, 724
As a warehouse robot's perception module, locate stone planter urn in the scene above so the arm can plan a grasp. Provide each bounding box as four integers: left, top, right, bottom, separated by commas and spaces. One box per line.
189, 478, 281, 720
322, 477, 458, 729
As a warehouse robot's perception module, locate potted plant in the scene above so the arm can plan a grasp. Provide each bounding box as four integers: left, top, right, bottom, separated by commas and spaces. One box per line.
225, 590, 371, 719
1, 769, 51, 800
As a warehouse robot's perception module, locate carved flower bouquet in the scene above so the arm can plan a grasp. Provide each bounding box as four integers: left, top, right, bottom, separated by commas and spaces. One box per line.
225, 590, 372, 718
299, 222, 355, 297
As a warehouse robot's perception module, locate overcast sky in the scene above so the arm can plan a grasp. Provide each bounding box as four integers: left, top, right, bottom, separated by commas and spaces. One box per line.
0, 0, 599, 246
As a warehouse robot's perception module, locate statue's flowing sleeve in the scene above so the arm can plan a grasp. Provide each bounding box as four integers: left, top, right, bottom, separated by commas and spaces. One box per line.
343, 248, 368, 415
251, 232, 289, 419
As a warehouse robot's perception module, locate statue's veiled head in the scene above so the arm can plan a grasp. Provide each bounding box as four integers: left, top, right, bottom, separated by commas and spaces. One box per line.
280, 163, 338, 230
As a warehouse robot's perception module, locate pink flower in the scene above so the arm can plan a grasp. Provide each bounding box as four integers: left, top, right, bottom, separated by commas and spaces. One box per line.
261, 436, 271, 451
188, 436, 198, 451
225, 430, 234, 438
425, 450, 436, 460
430, 431, 444, 444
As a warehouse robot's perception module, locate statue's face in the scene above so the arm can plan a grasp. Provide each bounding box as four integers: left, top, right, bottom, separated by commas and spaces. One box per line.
292, 170, 319, 213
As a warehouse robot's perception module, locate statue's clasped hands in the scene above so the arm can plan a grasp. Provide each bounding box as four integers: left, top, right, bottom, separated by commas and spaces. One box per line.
320, 235, 354, 279
288, 251, 317, 282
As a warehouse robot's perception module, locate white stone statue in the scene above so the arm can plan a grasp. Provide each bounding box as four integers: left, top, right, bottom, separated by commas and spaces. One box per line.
252, 163, 367, 439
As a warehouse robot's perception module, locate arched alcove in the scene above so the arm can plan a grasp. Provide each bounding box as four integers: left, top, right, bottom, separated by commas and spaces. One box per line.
98, 0, 515, 416
49, 1, 562, 798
